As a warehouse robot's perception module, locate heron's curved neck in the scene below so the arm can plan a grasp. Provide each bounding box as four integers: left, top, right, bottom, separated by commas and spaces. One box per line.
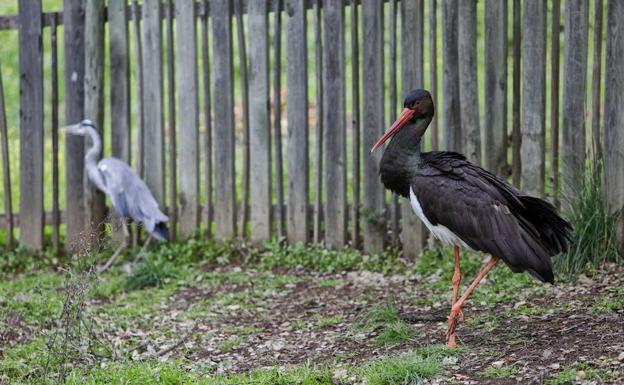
84, 125, 102, 168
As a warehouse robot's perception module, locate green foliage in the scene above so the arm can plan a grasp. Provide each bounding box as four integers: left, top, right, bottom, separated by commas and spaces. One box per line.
557, 159, 622, 276
360, 346, 458, 385
217, 336, 246, 353
352, 303, 417, 346
480, 364, 517, 379
123, 254, 181, 291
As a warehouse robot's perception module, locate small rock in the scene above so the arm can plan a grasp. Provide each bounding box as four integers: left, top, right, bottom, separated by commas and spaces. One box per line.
542, 349, 552, 359
618, 351, 624, 361
550, 363, 560, 370
577, 370, 586, 381
492, 360, 505, 368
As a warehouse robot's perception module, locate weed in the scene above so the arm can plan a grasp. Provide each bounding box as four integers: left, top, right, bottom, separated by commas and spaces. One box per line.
480, 364, 516, 379
360, 347, 458, 385
557, 158, 622, 275
123, 254, 180, 291
218, 336, 246, 352
315, 315, 342, 328
352, 303, 416, 346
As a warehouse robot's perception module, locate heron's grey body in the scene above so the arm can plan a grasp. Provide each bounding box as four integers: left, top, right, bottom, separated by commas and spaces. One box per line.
71, 120, 169, 241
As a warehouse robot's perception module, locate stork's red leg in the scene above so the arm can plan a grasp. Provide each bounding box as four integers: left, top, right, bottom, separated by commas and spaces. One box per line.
451, 246, 462, 304
446, 255, 499, 347
448, 246, 463, 347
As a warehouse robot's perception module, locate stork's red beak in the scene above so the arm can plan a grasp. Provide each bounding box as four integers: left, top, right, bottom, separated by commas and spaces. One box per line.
370, 108, 415, 153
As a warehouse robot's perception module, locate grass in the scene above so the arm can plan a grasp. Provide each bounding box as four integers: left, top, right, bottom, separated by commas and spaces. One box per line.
556, 159, 622, 276
352, 303, 418, 347
480, 364, 517, 379
218, 336, 247, 353
360, 346, 459, 385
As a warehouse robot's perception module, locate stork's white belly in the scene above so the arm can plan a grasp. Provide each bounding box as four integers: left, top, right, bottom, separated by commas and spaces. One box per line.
409, 187, 470, 249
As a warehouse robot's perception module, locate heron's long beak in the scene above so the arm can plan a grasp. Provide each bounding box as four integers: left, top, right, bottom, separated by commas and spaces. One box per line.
370, 107, 415, 153
63, 124, 81, 135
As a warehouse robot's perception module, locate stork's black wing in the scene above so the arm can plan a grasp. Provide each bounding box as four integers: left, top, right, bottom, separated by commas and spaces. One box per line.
412, 151, 572, 283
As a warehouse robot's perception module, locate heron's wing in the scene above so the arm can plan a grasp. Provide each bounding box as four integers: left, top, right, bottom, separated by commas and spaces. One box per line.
413, 152, 555, 282
98, 158, 168, 230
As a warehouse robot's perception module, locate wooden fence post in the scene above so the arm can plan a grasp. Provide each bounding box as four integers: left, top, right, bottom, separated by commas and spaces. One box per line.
551, 0, 561, 205
19, 0, 44, 249
142, 0, 165, 207
64, 0, 86, 250
484, 0, 507, 176
200, 0, 213, 236
604, 0, 624, 250
400, 0, 426, 258
273, 0, 285, 238
350, 0, 361, 247
362, 0, 385, 253
0, 63, 13, 248
458, 0, 480, 164
84, 0, 106, 240
109, 0, 131, 164
165, 0, 177, 241
213, 0, 236, 238
313, 0, 323, 244
442, 0, 461, 152
286, 0, 309, 244
248, 0, 271, 242
429, 0, 438, 150
512, 0, 521, 187
562, 0, 588, 211
591, 0, 604, 158
323, 0, 347, 248
521, 0, 546, 197
176, 0, 200, 238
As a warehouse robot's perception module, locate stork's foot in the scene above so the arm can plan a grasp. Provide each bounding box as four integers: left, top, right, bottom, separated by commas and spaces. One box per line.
445, 303, 465, 347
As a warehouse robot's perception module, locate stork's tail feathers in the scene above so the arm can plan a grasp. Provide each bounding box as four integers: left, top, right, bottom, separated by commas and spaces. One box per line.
151, 221, 169, 241
519, 196, 573, 255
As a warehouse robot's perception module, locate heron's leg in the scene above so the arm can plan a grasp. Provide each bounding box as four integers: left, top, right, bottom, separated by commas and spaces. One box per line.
132, 234, 153, 264
446, 255, 499, 347
98, 219, 130, 274
448, 246, 463, 347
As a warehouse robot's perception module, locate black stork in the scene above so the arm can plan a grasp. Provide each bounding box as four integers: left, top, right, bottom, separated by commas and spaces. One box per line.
371, 89, 572, 347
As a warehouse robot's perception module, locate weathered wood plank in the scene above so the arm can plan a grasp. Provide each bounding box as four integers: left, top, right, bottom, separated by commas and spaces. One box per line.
551, 0, 561, 205
0, 64, 13, 248
212, 0, 236, 238
429, 0, 438, 150
350, 0, 360, 247
50, 15, 60, 252
442, 0, 461, 152
604, 0, 624, 250
19, 0, 44, 249
323, 0, 346, 248
521, 0, 546, 197
362, 0, 385, 253
458, 0, 479, 163
200, 0, 212, 236
591, 0, 603, 158
484, 0, 507, 175
109, 0, 131, 164
165, 0, 177, 240
562, 0, 588, 210
285, 0, 309, 243
131, 0, 145, 179
176, 0, 200, 238
512, 0, 521, 187
400, 0, 426, 258
273, 0, 285, 238
313, 0, 323, 244
142, 0, 164, 207
390, 0, 399, 248
236, 0, 251, 238
64, 0, 86, 250
84, 0, 106, 238
248, 0, 271, 242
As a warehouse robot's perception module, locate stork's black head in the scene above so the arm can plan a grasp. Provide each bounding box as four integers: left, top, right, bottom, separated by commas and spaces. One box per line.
371, 89, 434, 152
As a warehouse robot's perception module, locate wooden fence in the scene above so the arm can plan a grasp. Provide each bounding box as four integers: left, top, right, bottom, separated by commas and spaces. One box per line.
0, 0, 623, 254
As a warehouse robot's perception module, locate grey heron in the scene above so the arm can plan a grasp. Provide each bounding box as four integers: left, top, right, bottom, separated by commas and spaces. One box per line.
64, 119, 169, 272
